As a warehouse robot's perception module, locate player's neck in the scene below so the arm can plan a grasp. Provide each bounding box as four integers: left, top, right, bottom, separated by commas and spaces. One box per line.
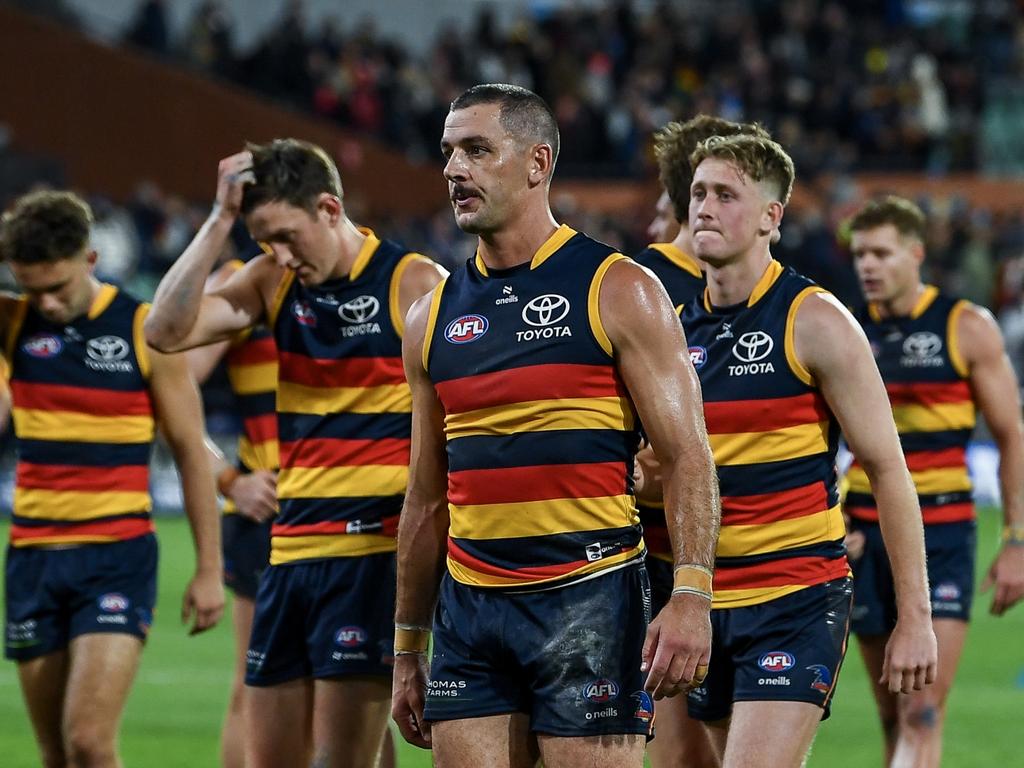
671, 226, 694, 257
872, 282, 926, 319
704, 249, 773, 307
327, 218, 369, 280
477, 208, 559, 271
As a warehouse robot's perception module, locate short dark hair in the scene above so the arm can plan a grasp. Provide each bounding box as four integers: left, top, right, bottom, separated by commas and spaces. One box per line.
241, 138, 344, 216
848, 195, 926, 241
450, 84, 560, 168
655, 115, 771, 221
0, 190, 93, 264
691, 134, 795, 206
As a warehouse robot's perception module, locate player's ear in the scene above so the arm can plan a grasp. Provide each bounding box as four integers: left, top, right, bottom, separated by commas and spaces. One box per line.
528, 143, 554, 188
318, 193, 343, 225
759, 201, 784, 238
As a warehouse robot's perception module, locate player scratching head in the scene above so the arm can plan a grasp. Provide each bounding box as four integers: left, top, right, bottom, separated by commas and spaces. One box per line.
688, 133, 794, 270
239, 138, 349, 286
0, 190, 100, 325
848, 195, 927, 312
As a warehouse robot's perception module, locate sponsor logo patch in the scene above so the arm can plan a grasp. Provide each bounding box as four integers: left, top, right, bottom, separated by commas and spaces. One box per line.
444, 314, 489, 344
522, 294, 571, 327
338, 295, 380, 324
86, 335, 133, 372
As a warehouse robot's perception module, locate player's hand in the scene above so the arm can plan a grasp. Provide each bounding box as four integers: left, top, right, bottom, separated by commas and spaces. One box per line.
392, 653, 431, 749
642, 592, 711, 699
213, 151, 255, 221
881, 615, 937, 693
227, 470, 278, 523
844, 529, 866, 560
980, 543, 1024, 616
634, 443, 664, 505
181, 568, 225, 635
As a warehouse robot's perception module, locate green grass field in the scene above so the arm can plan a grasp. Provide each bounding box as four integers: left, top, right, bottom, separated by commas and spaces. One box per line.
1, 510, 1021, 767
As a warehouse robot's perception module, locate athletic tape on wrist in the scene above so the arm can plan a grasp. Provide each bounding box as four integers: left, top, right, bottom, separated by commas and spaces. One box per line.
394, 625, 431, 654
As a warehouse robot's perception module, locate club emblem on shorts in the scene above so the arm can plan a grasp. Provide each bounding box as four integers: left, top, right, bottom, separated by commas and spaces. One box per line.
22, 332, 63, 358
758, 651, 795, 672
582, 678, 619, 703
291, 300, 317, 327
445, 314, 489, 344
807, 664, 833, 693
522, 294, 570, 327
632, 690, 654, 724
335, 626, 367, 647
98, 593, 130, 613
688, 345, 708, 370
338, 295, 380, 324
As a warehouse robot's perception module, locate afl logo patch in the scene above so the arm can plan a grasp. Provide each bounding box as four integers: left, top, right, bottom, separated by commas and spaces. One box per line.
335, 626, 367, 647
445, 314, 489, 344
688, 345, 708, 369
758, 651, 795, 672
98, 593, 130, 612
291, 300, 317, 327
23, 333, 63, 358
582, 678, 619, 703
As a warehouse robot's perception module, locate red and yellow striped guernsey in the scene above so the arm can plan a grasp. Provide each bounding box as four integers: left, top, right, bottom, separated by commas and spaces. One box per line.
268, 229, 428, 565
425, 225, 645, 590
5, 284, 156, 546
847, 287, 975, 524
222, 260, 279, 514
681, 261, 849, 608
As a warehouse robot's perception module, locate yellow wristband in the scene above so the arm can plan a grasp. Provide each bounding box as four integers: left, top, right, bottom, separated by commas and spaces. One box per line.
1002, 526, 1024, 546
673, 563, 713, 594
394, 624, 431, 655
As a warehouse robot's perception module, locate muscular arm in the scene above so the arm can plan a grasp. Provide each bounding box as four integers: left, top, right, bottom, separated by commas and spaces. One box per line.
958, 305, 1024, 615
149, 346, 225, 634
795, 292, 936, 691
392, 291, 450, 748
397, 258, 448, 329
601, 258, 719, 698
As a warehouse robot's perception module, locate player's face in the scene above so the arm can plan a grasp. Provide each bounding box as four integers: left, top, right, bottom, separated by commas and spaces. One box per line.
689, 158, 776, 266
647, 191, 680, 243
9, 251, 97, 325
851, 223, 924, 304
246, 198, 338, 285
441, 104, 530, 235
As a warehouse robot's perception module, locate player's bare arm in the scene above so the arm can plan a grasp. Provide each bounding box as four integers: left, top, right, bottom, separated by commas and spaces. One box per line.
396, 257, 449, 332
956, 304, 1024, 616
795, 291, 937, 692
148, 343, 225, 634
600, 258, 720, 700
391, 290, 451, 749
145, 152, 277, 352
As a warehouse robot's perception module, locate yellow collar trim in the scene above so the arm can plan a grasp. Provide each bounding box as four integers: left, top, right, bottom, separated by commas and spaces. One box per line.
349, 227, 381, 282
868, 284, 938, 323
474, 224, 577, 276
650, 243, 702, 278
87, 283, 118, 320
703, 259, 783, 312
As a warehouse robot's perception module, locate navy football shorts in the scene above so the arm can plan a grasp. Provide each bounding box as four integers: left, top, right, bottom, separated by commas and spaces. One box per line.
424, 563, 656, 738
849, 519, 976, 635
687, 577, 853, 722
245, 553, 396, 686
222, 514, 272, 600
5, 534, 158, 661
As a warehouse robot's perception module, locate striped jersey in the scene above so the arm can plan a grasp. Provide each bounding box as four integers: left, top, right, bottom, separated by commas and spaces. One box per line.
425, 224, 645, 590
268, 229, 428, 565
633, 242, 705, 561
846, 287, 975, 525
681, 260, 849, 608
5, 284, 156, 547
222, 260, 279, 514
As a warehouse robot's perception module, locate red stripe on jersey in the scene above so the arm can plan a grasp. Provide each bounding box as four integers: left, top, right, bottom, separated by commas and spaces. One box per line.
272, 515, 400, 538
10, 381, 152, 416
720, 481, 829, 527
434, 363, 628, 414
447, 537, 590, 580
10, 517, 154, 543
228, 335, 277, 366
714, 554, 849, 590
921, 502, 975, 524
852, 446, 966, 474
278, 352, 405, 388
16, 462, 149, 492
242, 413, 278, 444
703, 392, 829, 435
885, 380, 972, 407
448, 461, 627, 506
279, 438, 411, 469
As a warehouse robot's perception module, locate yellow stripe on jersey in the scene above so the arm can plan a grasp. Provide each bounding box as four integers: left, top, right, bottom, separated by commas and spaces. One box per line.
709, 421, 830, 466
713, 583, 817, 610
716, 504, 844, 558
445, 396, 635, 439
784, 287, 825, 386
277, 464, 409, 499
587, 253, 628, 357
13, 488, 151, 521
947, 300, 970, 378
449, 494, 636, 540
227, 362, 277, 395
389, 253, 432, 338
446, 543, 646, 589
891, 402, 975, 433
277, 381, 412, 416
270, 533, 396, 565
846, 465, 971, 496
132, 304, 152, 380
238, 437, 279, 474
12, 409, 154, 444
422, 279, 447, 372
